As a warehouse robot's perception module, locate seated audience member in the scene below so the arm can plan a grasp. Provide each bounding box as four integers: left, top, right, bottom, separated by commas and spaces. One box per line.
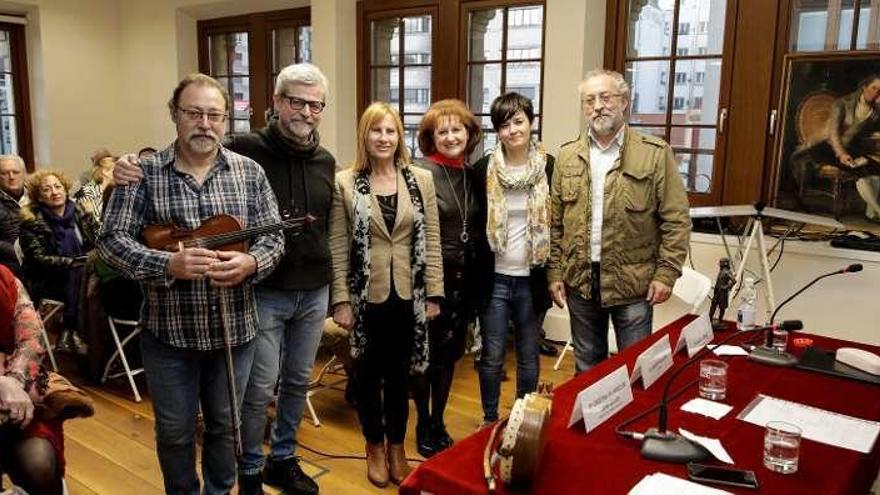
0, 263, 65, 495
137, 147, 157, 160
19, 170, 98, 355
75, 150, 115, 224
0, 155, 28, 275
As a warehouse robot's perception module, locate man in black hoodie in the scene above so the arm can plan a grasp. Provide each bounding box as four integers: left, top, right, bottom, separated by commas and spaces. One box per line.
114, 63, 335, 495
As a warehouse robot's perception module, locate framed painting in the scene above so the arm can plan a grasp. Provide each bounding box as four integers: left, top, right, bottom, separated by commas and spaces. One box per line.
771, 52, 880, 231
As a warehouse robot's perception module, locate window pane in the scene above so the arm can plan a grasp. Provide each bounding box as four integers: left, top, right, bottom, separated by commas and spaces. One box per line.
676, 0, 726, 56
670, 127, 716, 152
468, 8, 503, 61
298, 26, 312, 62
403, 15, 431, 64
507, 62, 541, 113
272, 27, 298, 73
231, 77, 250, 119
403, 67, 431, 113
507, 5, 543, 59
231, 33, 249, 75
233, 119, 250, 134
371, 18, 399, 65
371, 67, 398, 104
676, 152, 713, 193
625, 60, 671, 126
0, 31, 10, 72
403, 114, 422, 158
468, 64, 501, 115
0, 74, 14, 114
789, 0, 872, 51
671, 58, 721, 125
0, 115, 17, 154
626, 0, 673, 57
630, 126, 667, 140
209, 34, 229, 76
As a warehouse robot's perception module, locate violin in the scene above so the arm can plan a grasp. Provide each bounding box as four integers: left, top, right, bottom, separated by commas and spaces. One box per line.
143, 213, 315, 252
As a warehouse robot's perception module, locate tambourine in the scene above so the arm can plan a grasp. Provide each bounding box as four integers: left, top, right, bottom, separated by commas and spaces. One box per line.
484, 382, 553, 492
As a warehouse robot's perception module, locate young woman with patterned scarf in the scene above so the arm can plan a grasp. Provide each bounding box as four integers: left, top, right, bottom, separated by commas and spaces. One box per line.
329, 102, 444, 488
472, 92, 554, 426
411, 99, 483, 458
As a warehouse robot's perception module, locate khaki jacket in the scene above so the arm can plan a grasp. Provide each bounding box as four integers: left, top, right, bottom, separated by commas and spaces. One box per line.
548, 128, 691, 306
330, 166, 444, 306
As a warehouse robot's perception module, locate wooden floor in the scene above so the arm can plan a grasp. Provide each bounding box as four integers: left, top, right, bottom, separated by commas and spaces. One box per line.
57, 343, 578, 494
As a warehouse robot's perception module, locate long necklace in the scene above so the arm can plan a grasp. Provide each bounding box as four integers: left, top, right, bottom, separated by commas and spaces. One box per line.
440, 163, 469, 243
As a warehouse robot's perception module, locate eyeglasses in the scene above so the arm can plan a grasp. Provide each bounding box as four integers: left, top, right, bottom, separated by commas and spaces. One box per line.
177, 107, 228, 123
281, 95, 326, 114
582, 92, 622, 108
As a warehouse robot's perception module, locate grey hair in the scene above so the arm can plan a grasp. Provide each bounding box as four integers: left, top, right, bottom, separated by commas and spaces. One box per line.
578, 68, 631, 100
274, 63, 329, 98
0, 154, 25, 171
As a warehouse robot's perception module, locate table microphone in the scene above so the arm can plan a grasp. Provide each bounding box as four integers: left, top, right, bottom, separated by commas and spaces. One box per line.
751, 264, 863, 367
634, 320, 803, 463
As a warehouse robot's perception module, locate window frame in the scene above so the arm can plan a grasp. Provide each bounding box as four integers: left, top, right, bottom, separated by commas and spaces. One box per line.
197, 8, 310, 135
606, 0, 738, 207
0, 21, 33, 169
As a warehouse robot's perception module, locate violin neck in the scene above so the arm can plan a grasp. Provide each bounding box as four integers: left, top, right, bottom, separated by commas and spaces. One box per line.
190, 217, 309, 250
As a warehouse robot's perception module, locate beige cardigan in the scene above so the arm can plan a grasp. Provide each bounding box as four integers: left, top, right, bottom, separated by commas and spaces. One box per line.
329, 165, 444, 306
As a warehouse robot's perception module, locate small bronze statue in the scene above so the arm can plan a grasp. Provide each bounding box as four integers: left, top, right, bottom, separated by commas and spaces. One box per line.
709, 258, 735, 330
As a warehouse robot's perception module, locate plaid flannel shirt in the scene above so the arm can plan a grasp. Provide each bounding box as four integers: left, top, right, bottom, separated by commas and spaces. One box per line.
97, 143, 284, 350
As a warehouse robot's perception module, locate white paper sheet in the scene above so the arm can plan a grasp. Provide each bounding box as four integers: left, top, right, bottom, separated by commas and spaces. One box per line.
681, 398, 734, 420
628, 472, 733, 495
679, 428, 735, 464
707, 345, 749, 356
737, 394, 880, 453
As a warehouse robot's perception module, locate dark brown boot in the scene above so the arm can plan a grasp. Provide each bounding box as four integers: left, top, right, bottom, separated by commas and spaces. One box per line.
387, 442, 413, 485
366, 442, 389, 488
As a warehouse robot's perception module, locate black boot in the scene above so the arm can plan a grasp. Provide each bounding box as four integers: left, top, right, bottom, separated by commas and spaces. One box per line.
263, 457, 318, 495
238, 472, 264, 495
416, 422, 440, 458
432, 420, 453, 451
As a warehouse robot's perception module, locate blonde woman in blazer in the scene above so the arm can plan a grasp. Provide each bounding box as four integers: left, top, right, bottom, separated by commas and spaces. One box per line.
329, 102, 443, 488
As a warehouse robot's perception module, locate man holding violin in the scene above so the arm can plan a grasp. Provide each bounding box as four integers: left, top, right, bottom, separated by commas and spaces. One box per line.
97, 73, 285, 495
113, 63, 336, 495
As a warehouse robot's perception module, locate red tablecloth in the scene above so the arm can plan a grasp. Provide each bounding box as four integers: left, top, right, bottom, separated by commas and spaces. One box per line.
402, 315, 880, 494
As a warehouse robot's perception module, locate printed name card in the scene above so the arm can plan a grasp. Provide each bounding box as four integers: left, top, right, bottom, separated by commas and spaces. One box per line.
630, 334, 674, 389
567, 365, 634, 432
674, 312, 714, 357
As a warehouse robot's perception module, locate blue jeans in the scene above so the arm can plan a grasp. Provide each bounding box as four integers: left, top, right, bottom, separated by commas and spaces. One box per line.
140, 329, 256, 495
478, 274, 540, 422
238, 285, 329, 475
567, 289, 653, 373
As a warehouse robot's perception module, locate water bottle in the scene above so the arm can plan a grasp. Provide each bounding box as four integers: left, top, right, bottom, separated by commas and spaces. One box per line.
737, 276, 757, 331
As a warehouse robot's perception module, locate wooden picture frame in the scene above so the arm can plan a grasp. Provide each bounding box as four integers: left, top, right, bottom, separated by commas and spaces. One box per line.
771, 51, 880, 231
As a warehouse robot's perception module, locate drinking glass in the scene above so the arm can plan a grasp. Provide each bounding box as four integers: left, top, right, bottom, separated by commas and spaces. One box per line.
763, 421, 801, 474
698, 359, 728, 401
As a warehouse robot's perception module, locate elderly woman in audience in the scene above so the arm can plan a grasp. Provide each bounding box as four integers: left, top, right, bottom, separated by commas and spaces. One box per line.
19, 170, 97, 354
410, 99, 482, 457
330, 102, 443, 487
0, 263, 64, 495
472, 92, 554, 426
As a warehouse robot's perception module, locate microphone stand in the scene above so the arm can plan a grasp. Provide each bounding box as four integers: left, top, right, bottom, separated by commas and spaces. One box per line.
750, 265, 861, 367
639, 321, 801, 463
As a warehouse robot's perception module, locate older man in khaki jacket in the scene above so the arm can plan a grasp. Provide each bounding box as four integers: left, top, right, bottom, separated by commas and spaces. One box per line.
548, 69, 691, 373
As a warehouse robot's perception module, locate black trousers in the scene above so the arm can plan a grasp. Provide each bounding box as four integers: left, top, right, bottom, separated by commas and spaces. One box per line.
356, 291, 415, 444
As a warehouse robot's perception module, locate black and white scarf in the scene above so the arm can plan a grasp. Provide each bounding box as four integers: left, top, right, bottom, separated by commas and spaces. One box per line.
348, 166, 429, 374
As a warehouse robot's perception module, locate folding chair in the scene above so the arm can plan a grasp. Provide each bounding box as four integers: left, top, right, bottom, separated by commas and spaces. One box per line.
303, 356, 348, 427
37, 299, 64, 372
102, 317, 144, 402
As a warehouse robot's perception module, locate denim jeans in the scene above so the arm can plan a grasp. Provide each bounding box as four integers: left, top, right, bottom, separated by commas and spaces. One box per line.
140, 329, 256, 495
567, 290, 653, 374
478, 274, 540, 423
238, 285, 329, 475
